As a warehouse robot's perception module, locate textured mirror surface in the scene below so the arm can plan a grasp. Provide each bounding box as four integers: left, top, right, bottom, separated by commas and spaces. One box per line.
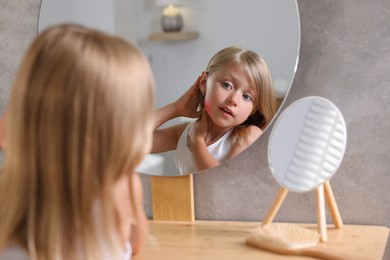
269, 97, 347, 192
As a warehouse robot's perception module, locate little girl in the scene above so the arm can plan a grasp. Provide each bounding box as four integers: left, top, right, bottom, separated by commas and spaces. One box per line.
152, 46, 276, 174
0, 24, 154, 259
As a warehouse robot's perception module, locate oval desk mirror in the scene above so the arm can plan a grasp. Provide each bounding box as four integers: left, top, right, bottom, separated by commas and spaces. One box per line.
262, 96, 347, 242
38, 0, 301, 177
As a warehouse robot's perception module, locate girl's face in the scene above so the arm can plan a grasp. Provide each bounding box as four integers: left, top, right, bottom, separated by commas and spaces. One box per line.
202, 63, 256, 130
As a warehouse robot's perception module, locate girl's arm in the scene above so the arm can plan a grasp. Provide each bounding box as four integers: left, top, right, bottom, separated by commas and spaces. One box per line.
188, 110, 220, 171
112, 173, 148, 256
151, 123, 187, 153
128, 172, 148, 255
188, 111, 263, 172
191, 139, 219, 171
152, 76, 202, 154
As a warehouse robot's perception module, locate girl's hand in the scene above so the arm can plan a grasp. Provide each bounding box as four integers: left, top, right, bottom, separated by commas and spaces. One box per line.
153, 75, 203, 153
187, 109, 220, 171
174, 75, 202, 118
187, 109, 209, 150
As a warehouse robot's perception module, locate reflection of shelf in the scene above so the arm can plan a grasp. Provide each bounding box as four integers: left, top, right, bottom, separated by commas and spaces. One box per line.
148, 31, 199, 42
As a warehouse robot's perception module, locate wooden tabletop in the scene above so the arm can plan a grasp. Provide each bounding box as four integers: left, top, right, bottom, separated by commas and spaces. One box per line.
133, 220, 389, 260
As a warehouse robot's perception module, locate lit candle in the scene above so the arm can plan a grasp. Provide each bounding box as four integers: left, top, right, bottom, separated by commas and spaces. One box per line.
162, 4, 180, 17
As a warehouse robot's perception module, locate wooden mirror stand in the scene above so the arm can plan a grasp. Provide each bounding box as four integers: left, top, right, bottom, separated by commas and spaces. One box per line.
151, 175, 195, 221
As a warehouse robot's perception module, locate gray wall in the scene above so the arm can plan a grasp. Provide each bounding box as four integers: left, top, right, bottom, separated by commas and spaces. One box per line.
194, 0, 390, 225
145, 0, 390, 257
0, 0, 41, 111
1, 0, 389, 258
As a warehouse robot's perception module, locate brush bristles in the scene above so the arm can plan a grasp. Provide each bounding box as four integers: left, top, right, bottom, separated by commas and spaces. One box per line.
248, 223, 320, 249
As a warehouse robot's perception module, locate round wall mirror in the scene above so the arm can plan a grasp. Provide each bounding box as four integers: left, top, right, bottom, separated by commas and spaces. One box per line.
38, 0, 301, 176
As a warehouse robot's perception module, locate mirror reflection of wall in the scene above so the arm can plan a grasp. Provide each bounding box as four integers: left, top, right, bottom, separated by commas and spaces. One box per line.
38, 0, 300, 177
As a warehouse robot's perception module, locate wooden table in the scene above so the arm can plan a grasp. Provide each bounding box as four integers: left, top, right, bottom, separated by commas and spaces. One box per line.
133, 221, 389, 260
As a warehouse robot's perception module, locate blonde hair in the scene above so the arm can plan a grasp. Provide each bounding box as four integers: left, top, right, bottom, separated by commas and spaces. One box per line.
200, 46, 276, 136
0, 24, 154, 259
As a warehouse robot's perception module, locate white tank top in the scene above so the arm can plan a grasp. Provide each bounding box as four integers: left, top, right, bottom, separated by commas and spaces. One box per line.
175, 122, 233, 174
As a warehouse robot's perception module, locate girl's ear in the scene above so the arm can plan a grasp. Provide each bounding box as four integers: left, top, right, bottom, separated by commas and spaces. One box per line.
199, 71, 208, 95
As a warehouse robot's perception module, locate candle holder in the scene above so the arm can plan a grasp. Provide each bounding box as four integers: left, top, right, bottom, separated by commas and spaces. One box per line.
161, 5, 183, 32
156, 0, 186, 32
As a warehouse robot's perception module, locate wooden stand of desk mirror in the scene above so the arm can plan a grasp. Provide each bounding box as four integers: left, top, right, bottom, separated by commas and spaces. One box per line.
151, 175, 194, 221
262, 180, 343, 242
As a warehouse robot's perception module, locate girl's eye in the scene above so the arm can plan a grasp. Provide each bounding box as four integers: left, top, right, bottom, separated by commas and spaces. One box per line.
222, 82, 232, 90
243, 93, 253, 102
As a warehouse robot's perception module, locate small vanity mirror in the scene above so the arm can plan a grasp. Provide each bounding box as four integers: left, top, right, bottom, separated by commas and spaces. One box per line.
38, 0, 301, 176
268, 96, 347, 192
263, 96, 347, 242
